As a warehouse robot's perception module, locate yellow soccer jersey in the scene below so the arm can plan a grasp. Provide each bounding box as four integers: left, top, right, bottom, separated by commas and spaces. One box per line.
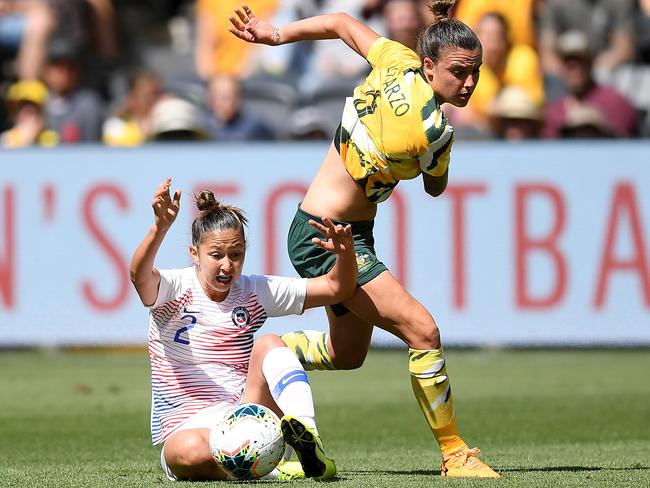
338, 37, 454, 203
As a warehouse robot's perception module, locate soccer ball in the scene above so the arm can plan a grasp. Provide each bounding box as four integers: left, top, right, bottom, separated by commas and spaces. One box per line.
209, 403, 286, 479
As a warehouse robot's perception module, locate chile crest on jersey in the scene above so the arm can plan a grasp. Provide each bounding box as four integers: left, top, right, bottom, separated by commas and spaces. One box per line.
231, 307, 251, 328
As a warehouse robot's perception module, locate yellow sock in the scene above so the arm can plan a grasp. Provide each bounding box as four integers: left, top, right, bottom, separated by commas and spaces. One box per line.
281, 330, 336, 371
408, 348, 466, 454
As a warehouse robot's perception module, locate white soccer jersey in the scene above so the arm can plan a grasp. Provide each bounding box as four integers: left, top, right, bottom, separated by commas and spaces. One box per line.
147, 266, 307, 445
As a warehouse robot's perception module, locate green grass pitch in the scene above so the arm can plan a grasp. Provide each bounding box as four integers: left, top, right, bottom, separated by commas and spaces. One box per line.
1, 349, 648, 487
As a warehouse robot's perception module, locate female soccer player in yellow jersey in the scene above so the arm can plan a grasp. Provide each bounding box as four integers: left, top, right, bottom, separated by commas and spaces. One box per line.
228, 0, 499, 478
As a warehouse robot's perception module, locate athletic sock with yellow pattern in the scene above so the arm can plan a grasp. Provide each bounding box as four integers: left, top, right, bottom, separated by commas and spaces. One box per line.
409, 347, 466, 454
281, 330, 336, 371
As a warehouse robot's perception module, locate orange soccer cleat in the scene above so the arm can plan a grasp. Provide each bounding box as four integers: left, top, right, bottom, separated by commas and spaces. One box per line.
441, 446, 500, 478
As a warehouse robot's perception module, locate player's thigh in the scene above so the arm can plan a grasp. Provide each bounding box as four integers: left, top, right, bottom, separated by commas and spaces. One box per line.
342, 270, 440, 349
325, 300, 374, 369
163, 428, 228, 481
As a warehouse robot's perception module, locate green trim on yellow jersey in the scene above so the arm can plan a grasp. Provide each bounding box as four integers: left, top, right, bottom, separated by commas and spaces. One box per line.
338, 37, 454, 203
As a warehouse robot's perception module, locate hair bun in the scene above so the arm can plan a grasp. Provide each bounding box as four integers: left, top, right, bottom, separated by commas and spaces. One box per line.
195, 190, 220, 212
429, 0, 454, 23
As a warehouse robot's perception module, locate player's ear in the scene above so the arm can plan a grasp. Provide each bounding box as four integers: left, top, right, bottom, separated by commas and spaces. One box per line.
189, 245, 199, 266
423, 57, 436, 83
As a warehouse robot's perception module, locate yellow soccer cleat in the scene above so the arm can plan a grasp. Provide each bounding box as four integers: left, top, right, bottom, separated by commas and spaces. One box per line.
280, 416, 337, 480
441, 446, 500, 478
275, 460, 306, 481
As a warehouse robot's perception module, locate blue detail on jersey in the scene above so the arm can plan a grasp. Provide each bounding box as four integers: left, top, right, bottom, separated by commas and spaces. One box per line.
151, 378, 179, 444
272, 369, 309, 399
174, 314, 196, 345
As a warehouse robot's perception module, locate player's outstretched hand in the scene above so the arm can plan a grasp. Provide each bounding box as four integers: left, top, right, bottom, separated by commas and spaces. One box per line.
227, 4, 278, 45
308, 217, 354, 256
152, 177, 181, 231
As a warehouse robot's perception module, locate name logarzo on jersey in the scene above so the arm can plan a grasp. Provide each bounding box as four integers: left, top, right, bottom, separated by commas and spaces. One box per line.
338, 37, 454, 203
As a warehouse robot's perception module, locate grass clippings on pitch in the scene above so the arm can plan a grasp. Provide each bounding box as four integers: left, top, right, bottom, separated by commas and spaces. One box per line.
0, 349, 648, 487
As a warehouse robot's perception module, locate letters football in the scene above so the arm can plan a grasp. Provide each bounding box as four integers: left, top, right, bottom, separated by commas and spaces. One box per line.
209, 403, 286, 479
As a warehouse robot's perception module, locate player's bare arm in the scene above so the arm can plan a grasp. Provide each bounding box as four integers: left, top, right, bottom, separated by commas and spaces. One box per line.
130, 177, 181, 306
227, 4, 379, 59
303, 217, 357, 309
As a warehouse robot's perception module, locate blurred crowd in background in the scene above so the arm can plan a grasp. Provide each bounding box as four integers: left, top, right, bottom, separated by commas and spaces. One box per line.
1, 0, 650, 148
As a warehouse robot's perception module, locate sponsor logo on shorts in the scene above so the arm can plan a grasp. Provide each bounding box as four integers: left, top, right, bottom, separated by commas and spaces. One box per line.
356, 252, 373, 273
231, 307, 251, 328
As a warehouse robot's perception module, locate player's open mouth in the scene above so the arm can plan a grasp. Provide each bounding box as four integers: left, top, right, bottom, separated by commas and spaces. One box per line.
216, 275, 232, 284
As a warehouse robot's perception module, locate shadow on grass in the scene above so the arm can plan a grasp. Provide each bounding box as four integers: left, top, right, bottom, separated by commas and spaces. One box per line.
344, 469, 440, 476
501, 465, 650, 473
345, 465, 650, 476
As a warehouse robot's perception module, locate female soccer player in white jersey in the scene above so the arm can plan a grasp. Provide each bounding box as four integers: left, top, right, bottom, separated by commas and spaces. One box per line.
130, 178, 357, 481
227, 0, 499, 478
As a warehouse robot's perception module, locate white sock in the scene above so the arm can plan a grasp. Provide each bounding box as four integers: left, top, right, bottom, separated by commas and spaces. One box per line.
262, 346, 318, 433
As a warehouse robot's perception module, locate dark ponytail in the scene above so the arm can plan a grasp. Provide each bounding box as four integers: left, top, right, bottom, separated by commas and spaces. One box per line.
191, 190, 247, 246
417, 0, 481, 63
429, 0, 453, 23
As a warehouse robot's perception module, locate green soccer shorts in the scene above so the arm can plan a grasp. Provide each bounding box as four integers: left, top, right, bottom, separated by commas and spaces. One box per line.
287, 206, 387, 316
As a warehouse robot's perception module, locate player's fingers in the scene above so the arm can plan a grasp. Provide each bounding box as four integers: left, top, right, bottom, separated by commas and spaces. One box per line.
321, 216, 335, 229
311, 237, 327, 249
160, 178, 173, 194
172, 190, 181, 208
320, 217, 338, 237
227, 25, 248, 41
228, 15, 245, 32
159, 188, 172, 203
234, 7, 249, 24
227, 17, 239, 31
326, 219, 351, 240
242, 4, 255, 18
307, 219, 329, 235
154, 179, 169, 196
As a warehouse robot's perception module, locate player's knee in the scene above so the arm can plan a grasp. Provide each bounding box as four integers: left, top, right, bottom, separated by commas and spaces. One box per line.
251, 334, 285, 357
171, 434, 212, 469
331, 349, 367, 370
406, 313, 441, 350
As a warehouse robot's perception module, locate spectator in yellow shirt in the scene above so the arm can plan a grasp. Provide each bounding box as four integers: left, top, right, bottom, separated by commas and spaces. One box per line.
453, 0, 538, 48
195, 0, 279, 79
102, 71, 162, 147
449, 12, 544, 137
1, 80, 58, 148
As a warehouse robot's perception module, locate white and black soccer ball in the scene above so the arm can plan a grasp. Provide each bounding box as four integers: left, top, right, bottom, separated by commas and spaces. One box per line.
209, 403, 286, 479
